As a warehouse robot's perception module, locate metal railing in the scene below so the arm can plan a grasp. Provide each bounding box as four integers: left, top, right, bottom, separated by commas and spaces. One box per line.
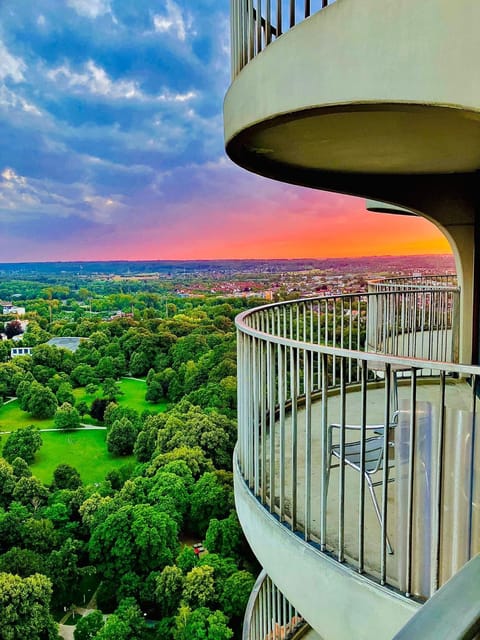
366, 281, 460, 362
236, 286, 480, 602
369, 274, 458, 292
231, 0, 336, 77
243, 570, 307, 640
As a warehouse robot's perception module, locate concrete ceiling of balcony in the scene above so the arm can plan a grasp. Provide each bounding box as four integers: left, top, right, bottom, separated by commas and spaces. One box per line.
225, 0, 480, 183
228, 104, 480, 175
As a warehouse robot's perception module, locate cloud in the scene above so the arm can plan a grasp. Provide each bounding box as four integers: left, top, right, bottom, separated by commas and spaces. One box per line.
153, 1, 190, 41
0, 86, 42, 116
0, 166, 124, 223
67, 0, 111, 19
48, 60, 141, 100
0, 40, 26, 83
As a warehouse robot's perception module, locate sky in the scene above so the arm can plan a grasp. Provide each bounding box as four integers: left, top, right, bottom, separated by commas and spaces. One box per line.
0, 0, 451, 262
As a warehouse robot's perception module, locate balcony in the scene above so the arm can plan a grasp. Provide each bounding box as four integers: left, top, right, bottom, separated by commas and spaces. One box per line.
242, 570, 316, 640
235, 278, 480, 639
225, 0, 480, 195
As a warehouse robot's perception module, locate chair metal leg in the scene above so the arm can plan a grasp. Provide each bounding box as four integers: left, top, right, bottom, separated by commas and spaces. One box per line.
366, 474, 394, 555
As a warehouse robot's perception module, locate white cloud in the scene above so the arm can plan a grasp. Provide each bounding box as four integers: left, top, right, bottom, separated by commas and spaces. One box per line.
0, 41, 26, 83
153, 1, 190, 41
157, 89, 196, 103
0, 166, 123, 223
48, 61, 141, 100
67, 0, 111, 19
0, 86, 42, 115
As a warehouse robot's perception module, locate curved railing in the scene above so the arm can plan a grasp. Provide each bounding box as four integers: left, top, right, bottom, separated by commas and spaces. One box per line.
236, 288, 480, 604
231, 0, 336, 77
368, 275, 458, 292
243, 570, 307, 640
365, 278, 460, 361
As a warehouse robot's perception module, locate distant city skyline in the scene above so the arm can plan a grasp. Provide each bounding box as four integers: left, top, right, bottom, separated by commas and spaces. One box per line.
0, 1, 450, 262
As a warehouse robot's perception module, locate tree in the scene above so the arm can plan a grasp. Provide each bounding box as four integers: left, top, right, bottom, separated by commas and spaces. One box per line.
101, 378, 122, 402
182, 565, 216, 608
11, 456, 32, 479
2, 425, 42, 464
107, 417, 137, 456
0, 572, 58, 640
71, 364, 98, 387
90, 397, 109, 422
190, 472, 234, 536
0, 547, 45, 577
27, 383, 58, 419
54, 402, 81, 430
52, 463, 82, 490
89, 503, 178, 581
56, 381, 75, 405
155, 565, 184, 617
5, 319, 23, 339
74, 610, 104, 640
76, 400, 89, 418
96, 356, 116, 380
0, 459, 16, 508
219, 571, 256, 619
129, 350, 151, 377
12, 477, 49, 510
204, 513, 245, 562
173, 606, 233, 640
145, 373, 164, 403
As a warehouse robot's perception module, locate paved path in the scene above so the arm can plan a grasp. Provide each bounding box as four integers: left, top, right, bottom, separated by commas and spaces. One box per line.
122, 376, 146, 383
0, 425, 106, 435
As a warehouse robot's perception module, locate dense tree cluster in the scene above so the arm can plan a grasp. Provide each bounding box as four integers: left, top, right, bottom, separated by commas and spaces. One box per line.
0, 287, 262, 638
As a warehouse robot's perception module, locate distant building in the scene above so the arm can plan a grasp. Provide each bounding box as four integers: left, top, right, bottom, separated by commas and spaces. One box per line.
46, 337, 84, 352
2, 303, 26, 316
11, 346, 32, 357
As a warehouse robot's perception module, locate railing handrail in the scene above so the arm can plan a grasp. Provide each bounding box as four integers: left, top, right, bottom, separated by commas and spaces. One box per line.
231, 0, 335, 78
236, 292, 475, 377
392, 554, 480, 640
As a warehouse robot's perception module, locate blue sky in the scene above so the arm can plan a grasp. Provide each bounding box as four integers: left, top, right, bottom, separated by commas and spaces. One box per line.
0, 0, 447, 261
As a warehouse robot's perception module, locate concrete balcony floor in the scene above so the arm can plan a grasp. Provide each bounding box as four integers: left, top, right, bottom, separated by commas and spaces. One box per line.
266, 377, 476, 597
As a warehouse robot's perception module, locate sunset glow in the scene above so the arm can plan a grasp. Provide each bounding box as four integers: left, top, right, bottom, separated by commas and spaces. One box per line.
0, 2, 452, 262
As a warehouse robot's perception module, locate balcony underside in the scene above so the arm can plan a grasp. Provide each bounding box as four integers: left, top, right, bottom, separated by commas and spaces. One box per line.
225, 0, 480, 195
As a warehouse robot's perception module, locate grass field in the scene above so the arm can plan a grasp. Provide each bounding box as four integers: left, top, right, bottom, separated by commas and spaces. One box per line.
30, 429, 135, 485
0, 400, 55, 432
0, 378, 168, 434
73, 377, 169, 415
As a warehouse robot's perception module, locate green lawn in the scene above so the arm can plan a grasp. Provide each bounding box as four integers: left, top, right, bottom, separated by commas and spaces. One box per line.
0, 378, 167, 434
0, 399, 54, 432
30, 430, 135, 485
74, 377, 169, 415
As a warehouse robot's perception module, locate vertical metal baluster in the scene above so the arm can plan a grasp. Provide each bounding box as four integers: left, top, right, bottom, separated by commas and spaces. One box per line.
276, 0, 282, 36
253, 336, 260, 496
468, 374, 478, 560
305, 349, 312, 541
432, 370, 446, 594
290, 345, 298, 531
348, 297, 353, 382
256, 0, 262, 54
266, 577, 272, 636
266, 0, 271, 43
289, 0, 295, 27
358, 359, 367, 573
338, 357, 346, 562
269, 341, 276, 514
381, 363, 392, 585
305, 0, 310, 18
279, 344, 285, 522
230, 0, 236, 77
405, 368, 417, 597
320, 351, 328, 550
248, 0, 255, 60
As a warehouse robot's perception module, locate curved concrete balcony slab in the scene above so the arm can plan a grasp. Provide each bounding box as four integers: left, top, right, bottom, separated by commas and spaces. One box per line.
225, 0, 480, 190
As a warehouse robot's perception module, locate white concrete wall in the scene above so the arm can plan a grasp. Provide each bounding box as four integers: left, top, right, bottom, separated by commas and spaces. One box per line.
234, 454, 420, 640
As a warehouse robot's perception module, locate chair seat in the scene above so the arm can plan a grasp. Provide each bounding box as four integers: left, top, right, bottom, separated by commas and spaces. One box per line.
331, 436, 383, 474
